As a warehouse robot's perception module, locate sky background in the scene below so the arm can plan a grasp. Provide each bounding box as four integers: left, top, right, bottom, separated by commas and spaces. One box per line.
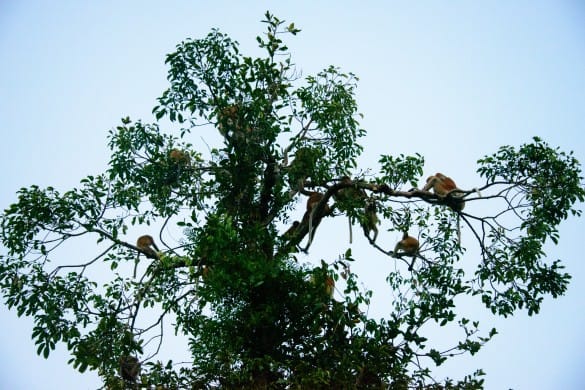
1, 1, 584, 389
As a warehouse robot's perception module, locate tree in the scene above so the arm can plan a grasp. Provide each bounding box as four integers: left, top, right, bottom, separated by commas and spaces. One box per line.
1, 12, 583, 389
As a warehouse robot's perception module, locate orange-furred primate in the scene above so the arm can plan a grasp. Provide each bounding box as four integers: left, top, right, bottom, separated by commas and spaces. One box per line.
169, 148, 191, 165
217, 104, 253, 137
136, 235, 159, 260
305, 192, 330, 213
282, 221, 301, 253
119, 355, 140, 383
309, 271, 335, 299
362, 199, 379, 243
393, 231, 420, 270
221, 104, 239, 120
422, 172, 481, 243
423, 173, 458, 196
324, 276, 335, 298
165, 148, 191, 186
217, 104, 238, 137
302, 192, 331, 248
393, 232, 419, 258
422, 173, 465, 211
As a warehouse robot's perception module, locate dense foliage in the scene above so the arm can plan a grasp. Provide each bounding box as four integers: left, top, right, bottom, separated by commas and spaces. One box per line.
1, 13, 584, 389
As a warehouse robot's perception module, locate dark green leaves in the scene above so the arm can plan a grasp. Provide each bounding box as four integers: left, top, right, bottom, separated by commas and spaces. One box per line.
378, 153, 425, 189
473, 137, 583, 316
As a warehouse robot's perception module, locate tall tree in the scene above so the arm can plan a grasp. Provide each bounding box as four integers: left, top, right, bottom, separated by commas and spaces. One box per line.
1, 13, 583, 389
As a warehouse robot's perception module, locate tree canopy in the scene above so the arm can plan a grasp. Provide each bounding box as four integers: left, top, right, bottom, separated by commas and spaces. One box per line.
1, 13, 584, 389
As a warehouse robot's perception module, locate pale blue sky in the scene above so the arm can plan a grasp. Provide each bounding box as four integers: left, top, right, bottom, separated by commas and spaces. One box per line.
1, 2, 584, 389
